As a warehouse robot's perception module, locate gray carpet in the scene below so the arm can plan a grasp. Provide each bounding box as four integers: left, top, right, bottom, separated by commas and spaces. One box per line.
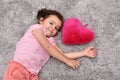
0, 0, 120, 80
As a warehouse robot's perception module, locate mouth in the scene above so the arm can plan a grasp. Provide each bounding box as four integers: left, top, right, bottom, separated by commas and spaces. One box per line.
45, 29, 53, 37
48, 28, 53, 33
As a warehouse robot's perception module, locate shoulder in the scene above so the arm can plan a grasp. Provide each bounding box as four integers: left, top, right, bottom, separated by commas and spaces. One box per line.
28, 24, 45, 33
30, 24, 47, 36
30, 24, 43, 29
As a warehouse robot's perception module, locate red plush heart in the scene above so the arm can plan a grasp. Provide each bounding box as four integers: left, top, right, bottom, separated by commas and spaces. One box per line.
62, 18, 94, 45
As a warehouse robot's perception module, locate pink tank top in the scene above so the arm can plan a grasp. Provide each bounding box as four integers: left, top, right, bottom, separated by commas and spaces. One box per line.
13, 24, 56, 75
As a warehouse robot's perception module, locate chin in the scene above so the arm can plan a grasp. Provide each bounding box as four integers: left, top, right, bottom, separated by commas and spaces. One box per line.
46, 33, 55, 37
46, 34, 52, 37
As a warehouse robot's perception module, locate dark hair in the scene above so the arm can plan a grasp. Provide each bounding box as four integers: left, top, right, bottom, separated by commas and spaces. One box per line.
37, 8, 64, 25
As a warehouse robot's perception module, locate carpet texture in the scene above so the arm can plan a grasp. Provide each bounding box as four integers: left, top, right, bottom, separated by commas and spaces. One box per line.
0, 0, 120, 80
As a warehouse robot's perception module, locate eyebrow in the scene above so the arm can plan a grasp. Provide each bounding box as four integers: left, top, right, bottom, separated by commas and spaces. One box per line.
51, 20, 55, 23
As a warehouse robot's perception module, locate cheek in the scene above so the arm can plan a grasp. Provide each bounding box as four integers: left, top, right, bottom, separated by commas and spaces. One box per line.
52, 30, 58, 35
46, 30, 51, 35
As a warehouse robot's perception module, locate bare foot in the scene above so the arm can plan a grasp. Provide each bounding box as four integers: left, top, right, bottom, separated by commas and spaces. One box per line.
83, 46, 97, 58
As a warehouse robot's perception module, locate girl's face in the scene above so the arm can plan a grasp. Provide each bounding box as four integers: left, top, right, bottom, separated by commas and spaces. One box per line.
39, 15, 62, 37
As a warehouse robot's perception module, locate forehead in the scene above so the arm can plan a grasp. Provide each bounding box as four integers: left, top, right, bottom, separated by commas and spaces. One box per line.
47, 15, 62, 26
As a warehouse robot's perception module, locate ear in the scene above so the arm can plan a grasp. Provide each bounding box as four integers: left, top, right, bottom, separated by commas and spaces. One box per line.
39, 17, 44, 24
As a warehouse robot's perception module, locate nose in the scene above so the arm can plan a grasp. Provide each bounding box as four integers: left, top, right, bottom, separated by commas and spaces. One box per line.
49, 26, 55, 33
51, 26, 56, 31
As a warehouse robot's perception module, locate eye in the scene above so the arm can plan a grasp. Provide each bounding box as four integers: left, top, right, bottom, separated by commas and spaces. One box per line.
55, 27, 58, 30
55, 27, 59, 30
50, 22, 53, 25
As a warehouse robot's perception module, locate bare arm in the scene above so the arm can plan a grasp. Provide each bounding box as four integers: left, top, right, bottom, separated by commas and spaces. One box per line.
32, 29, 68, 63
64, 52, 85, 59
32, 29, 80, 69
54, 45, 85, 59
54, 45, 97, 59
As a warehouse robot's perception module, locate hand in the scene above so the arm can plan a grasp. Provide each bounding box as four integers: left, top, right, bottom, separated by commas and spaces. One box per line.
65, 58, 80, 70
83, 46, 97, 58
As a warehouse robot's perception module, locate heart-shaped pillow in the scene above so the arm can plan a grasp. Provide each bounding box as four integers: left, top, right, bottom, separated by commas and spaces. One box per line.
62, 18, 94, 45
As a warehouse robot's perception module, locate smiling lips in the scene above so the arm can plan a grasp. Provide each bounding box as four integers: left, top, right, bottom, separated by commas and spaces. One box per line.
48, 28, 53, 33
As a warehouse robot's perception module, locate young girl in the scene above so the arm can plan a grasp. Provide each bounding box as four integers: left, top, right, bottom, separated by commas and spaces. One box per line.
3, 8, 97, 80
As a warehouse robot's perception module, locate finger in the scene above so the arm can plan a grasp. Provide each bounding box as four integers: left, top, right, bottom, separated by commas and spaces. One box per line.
76, 64, 80, 68
77, 62, 80, 66
75, 61, 80, 67
89, 46, 95, 49
90, 46, 97, 51
94, 50, 97, 56
91, 50, 97, 57
74, 64, 79, 69
74, 63, 80, 69
72, 64, 78, 70
72, 65, 76, 70
93, 49, 97, 55
90, 47, 96, 50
